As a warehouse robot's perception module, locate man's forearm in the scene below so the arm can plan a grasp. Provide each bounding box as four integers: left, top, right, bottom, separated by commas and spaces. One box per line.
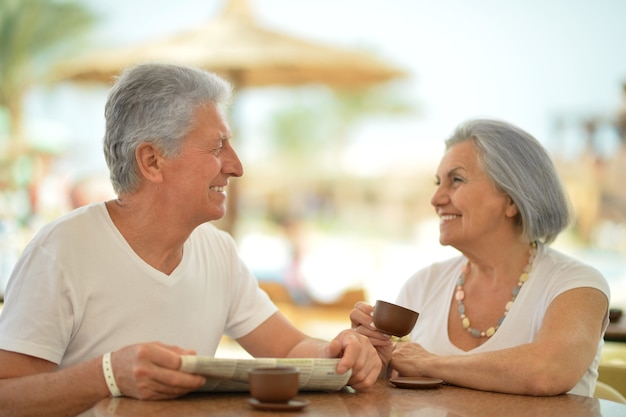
285, 337, 329, 358
0, 356, 109, 417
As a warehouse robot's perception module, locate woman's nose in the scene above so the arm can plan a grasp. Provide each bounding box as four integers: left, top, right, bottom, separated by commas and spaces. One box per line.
430, 185, 446, 207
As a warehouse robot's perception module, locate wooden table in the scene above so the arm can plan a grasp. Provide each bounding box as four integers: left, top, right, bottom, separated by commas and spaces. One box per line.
89, 379, 626, 417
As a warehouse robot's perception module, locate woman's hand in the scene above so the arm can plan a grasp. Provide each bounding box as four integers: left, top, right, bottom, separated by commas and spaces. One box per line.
391, 341, 436, 377
349, 301, 393, 369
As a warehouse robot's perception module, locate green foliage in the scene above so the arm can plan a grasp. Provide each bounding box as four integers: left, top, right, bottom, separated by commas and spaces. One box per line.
0, 0, 99, 216
0, 0, 98, 113
268, 84, 416, 157
270, 93, 340, 155
331, 85, 416, 122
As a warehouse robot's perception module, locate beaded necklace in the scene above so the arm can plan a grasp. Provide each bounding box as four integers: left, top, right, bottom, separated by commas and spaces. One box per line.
455, 241, 537, 338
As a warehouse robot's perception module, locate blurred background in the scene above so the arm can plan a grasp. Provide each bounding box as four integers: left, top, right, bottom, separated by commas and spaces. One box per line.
2, 0, 626, 338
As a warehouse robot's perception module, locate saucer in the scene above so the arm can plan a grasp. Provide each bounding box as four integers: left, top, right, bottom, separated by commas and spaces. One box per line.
389, 376, 444, 389
248, 398, 309, 411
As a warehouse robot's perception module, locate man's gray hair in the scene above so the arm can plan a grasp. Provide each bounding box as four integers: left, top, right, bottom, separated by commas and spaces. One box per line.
103, 63, 233, 194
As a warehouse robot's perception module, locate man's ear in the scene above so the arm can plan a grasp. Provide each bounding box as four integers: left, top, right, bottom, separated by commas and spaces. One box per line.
505, 196, 519, 218
135, 142, 164, 184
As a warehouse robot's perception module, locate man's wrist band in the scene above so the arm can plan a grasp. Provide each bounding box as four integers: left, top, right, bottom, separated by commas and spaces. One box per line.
102, 352, 123, 397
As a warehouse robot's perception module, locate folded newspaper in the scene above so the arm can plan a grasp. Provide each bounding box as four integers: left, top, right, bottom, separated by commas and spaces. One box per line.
179, 356, 351, 392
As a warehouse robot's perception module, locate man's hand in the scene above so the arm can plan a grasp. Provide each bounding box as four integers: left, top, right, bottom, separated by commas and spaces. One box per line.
325, 329, 382, 390
111, 342, 207, 399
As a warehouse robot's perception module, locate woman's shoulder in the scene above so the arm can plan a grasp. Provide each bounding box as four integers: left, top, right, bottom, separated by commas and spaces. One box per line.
536, 244, 610, 294
539, 244, 605, 276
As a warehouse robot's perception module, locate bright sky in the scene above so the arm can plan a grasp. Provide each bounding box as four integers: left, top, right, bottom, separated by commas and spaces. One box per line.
27, 0, 626, 178
18, 0, 626, 305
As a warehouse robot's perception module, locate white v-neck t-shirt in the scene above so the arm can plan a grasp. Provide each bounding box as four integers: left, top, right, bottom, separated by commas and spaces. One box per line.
395, 242, 610, 396
0, 203, 277, 369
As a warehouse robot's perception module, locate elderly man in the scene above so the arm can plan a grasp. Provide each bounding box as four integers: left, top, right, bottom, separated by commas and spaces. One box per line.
0, 63, 381, 417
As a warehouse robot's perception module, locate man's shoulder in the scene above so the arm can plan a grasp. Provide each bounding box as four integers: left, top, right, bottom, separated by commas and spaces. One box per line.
31, 203, 105, 242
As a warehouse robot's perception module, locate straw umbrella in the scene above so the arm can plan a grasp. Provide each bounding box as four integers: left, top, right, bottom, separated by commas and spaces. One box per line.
52, 0, 406, 233
53, 0, 404, 87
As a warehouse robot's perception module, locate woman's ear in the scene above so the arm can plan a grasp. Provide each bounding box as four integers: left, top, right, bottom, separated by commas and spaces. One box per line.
135, 142, 164, 184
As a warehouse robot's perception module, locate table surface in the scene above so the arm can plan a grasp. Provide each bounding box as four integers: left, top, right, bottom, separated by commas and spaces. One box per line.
89, 379, 626, 417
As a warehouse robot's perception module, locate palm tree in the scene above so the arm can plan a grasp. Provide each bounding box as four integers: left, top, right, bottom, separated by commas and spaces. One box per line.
0, 0, 98, 144
0, 0, 98, 225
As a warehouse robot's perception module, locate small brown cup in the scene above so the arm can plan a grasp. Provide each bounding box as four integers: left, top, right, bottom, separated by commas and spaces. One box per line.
248, 367, 300, 403
373, 300, 419, 337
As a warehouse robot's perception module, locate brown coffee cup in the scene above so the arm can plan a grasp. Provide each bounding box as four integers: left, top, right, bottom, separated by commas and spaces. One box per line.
372, 300, 419, 337
248, 366, 300, 403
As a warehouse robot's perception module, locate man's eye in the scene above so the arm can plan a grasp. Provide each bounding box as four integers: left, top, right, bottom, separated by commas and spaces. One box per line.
211, 141, 225, 155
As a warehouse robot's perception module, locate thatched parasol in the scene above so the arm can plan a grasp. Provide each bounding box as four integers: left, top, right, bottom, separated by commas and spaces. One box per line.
52, 0, 405, 89
52, 0, 407, 233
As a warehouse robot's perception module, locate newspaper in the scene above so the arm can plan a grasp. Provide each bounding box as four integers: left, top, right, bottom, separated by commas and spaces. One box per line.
179, 356, 351, 392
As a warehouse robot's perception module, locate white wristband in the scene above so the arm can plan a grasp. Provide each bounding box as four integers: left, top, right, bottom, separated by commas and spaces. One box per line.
102, 352, 123, 397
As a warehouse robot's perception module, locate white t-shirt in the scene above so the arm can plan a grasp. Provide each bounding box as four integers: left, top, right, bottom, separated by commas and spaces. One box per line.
0, 203, 277, 369
395, 242, 611, 396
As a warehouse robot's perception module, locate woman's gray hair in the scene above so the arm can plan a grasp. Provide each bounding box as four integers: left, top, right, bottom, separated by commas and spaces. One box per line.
103, 63, 233, 194
445, 118, 572, 244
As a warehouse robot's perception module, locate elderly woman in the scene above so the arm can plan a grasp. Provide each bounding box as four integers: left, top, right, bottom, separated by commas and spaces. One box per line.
350, 118, 610, 396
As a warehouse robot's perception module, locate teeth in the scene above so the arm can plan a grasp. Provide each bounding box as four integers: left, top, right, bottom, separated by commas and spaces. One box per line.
440, 214, 459, 221
210, 186, 225, 192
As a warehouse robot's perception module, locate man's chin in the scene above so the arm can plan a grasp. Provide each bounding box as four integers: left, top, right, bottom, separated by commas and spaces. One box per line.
204, 208, 227, 223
